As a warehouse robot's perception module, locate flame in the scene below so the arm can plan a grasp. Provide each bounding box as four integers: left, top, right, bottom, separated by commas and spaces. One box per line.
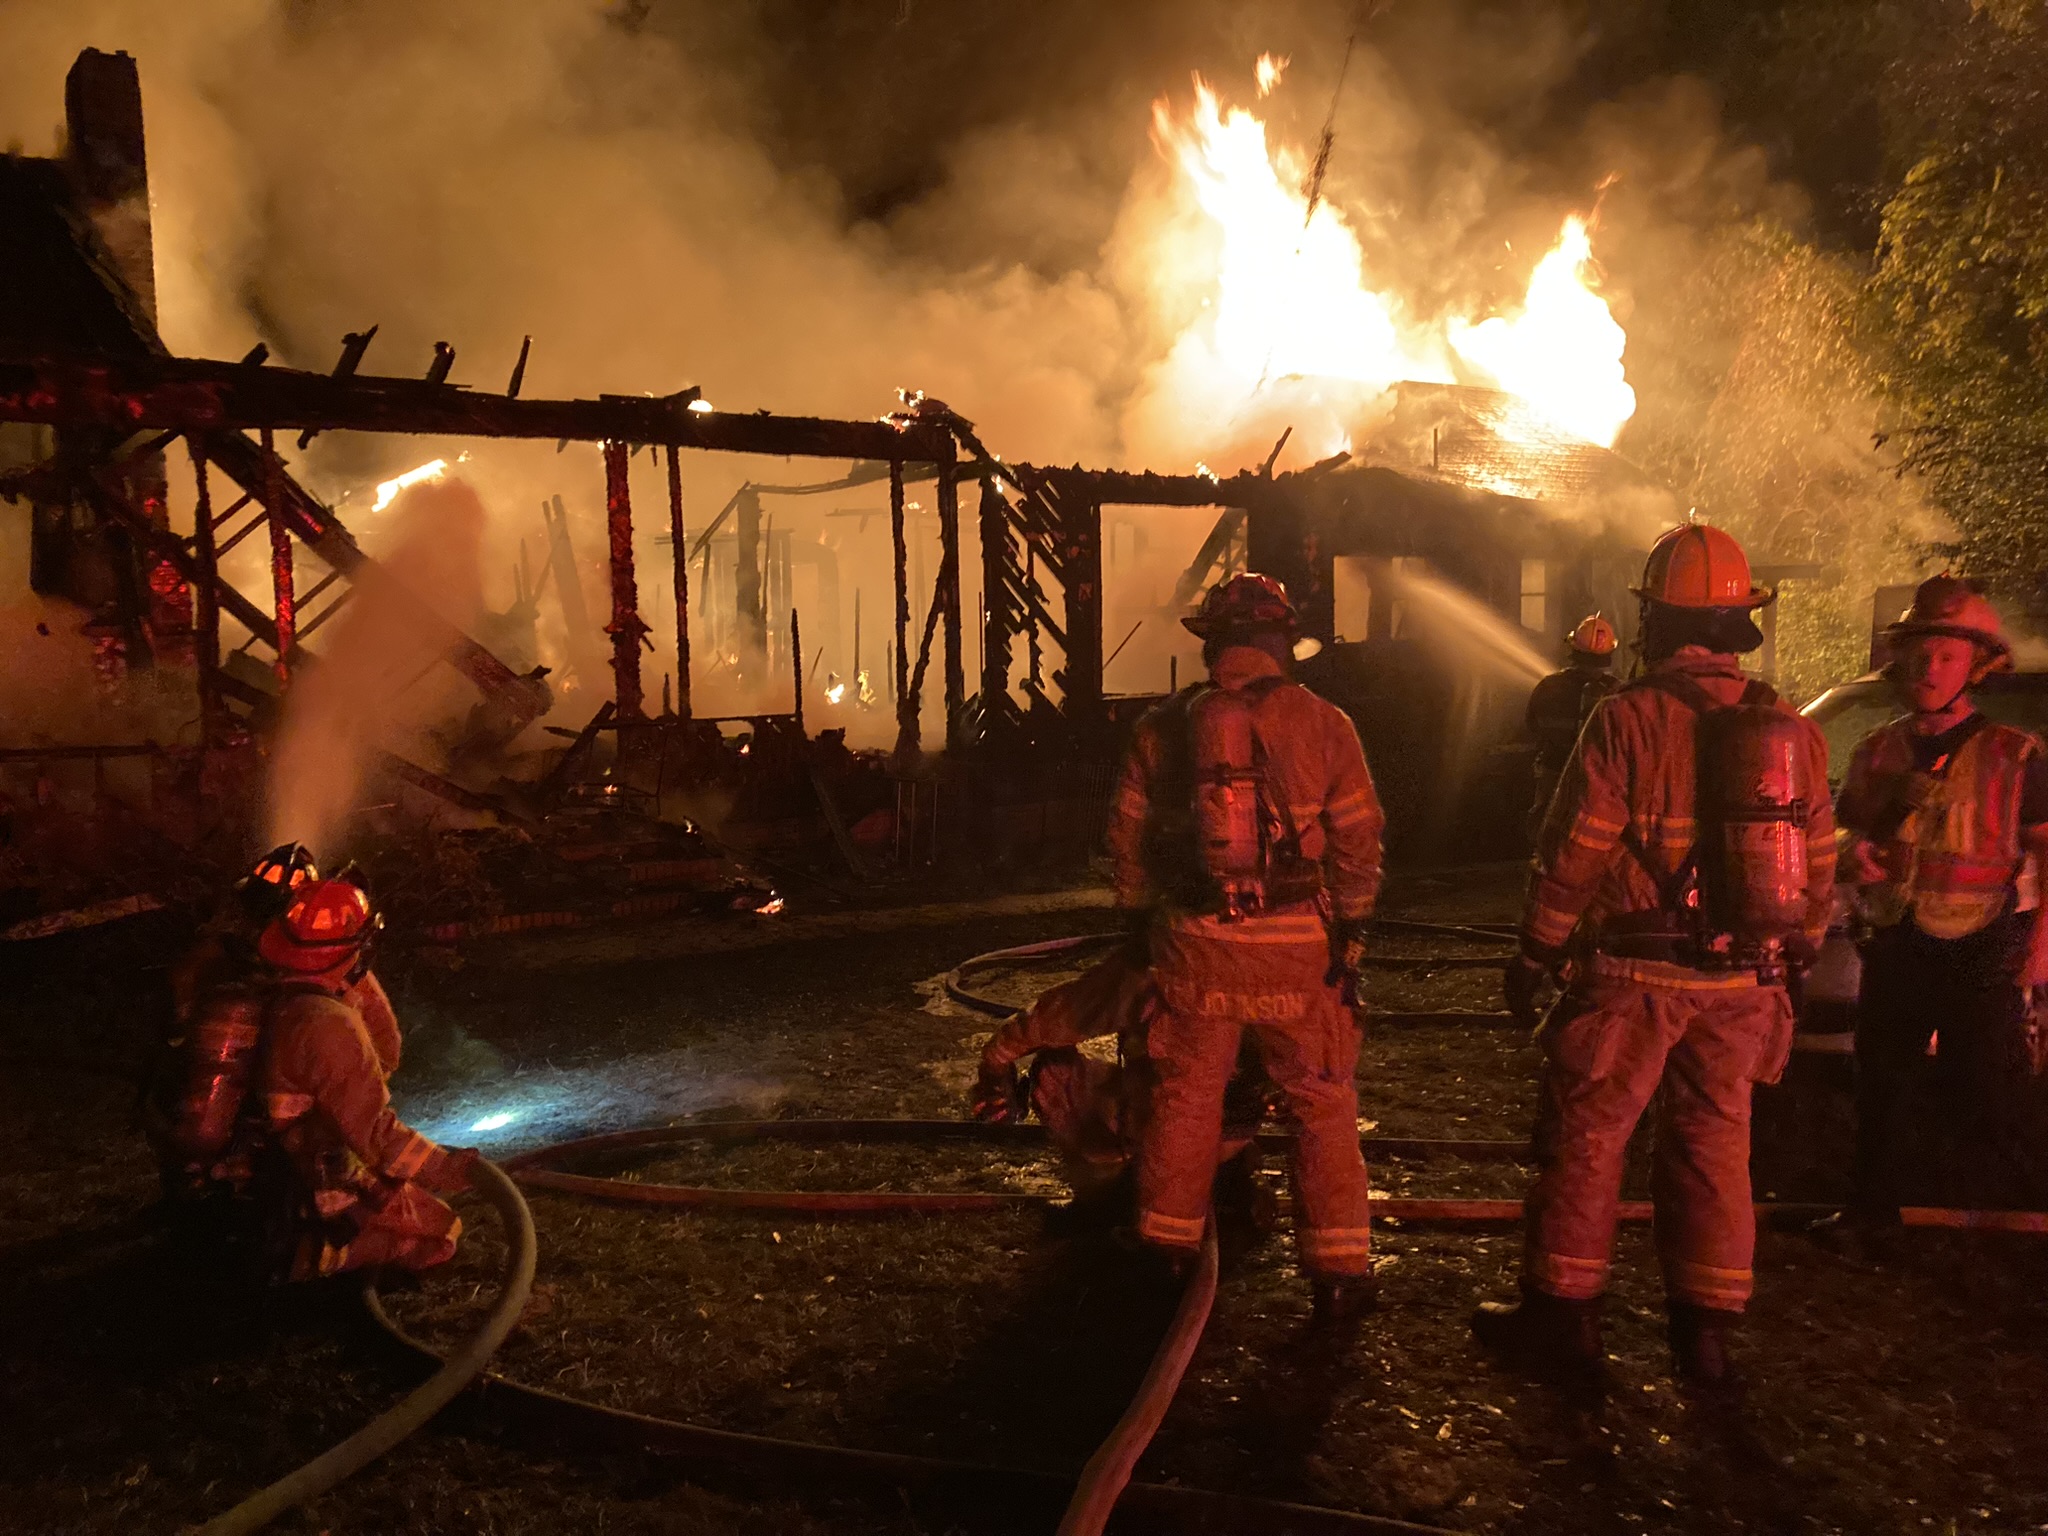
824, 678, 847, 705
1446, 216, 1635, 446
1150, 79, 1449, 406
1255, 53, 1288, 95
1144, 73, 1635, 464
372, 458, 448, 512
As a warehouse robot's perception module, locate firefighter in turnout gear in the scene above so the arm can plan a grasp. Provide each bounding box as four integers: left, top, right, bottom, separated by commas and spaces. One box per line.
255, 876, 476, 1280
970, 943, 1275, 1205
1832, 576, 2048, 1234
1472, 522, 1835, 1391
152, 846, 404, 1204
1526, 614, 1620, 837
1108, 573, 1384, 1324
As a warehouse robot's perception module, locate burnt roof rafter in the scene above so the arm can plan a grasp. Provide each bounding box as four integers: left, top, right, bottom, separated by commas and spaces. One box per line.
0, 352, 957, 463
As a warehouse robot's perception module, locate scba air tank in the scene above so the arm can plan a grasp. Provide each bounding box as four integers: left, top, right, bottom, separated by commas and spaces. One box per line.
170, 987, 266, 1164
1699, 703, 1814, 942
1190, 688, 1268, 917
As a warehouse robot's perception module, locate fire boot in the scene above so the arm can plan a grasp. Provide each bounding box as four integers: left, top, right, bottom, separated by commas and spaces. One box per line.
1310, 1272, 1378, 1329
1470, 1284, 1605, 1385
1667, 1302, 1743, 1397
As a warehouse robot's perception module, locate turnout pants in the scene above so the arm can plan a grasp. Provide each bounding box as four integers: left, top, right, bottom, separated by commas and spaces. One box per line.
1525, 961, 1793, 1312
1854, 916, 2042, 1216
1136, 916, 1372, 1277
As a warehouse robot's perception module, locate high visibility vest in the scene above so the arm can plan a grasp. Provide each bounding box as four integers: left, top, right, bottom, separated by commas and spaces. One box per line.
1853, 718, 2039, 939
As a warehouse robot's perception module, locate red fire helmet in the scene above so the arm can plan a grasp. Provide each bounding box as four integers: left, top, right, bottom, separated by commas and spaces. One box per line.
1635, 522, 1773, 610
1567, 612, 1618, 656
1182, 573, 1299, 638
258, 878, 376, 976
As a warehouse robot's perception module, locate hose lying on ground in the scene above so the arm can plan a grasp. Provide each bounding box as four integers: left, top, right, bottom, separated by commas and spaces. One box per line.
944, 933, 1514, 1022
369, 1117, 2048, 1535
503, 1120, 2048, 1233
1056, 1221, 1221, 1536
502, 1120, 1534, 1220
194, 1158, 536, 1536
386, 1132, 1451, 1536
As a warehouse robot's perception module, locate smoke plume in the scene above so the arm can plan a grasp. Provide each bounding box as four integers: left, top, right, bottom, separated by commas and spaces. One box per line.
265, 477, 487, 856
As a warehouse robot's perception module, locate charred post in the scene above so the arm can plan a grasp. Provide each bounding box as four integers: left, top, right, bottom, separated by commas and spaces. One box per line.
976, 473, 1015, 735
736, 485, 766, 676
602, 439, 646, 721
186, 438, 223, 743
790, 606, 804, 735
261, 426, 294, 688
890, 461, 911, 749
665, 445, 691, 719
936, 443, 965, 750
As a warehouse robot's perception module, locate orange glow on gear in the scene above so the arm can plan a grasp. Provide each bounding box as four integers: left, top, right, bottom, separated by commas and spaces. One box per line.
1568, 613, 1618, 656
1635, 522, 1773, 610
259, 878, 376, 975
1183, 572, 1299, 638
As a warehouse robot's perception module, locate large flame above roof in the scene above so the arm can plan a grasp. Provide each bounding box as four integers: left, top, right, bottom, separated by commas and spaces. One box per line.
1145, 69, 1637, 464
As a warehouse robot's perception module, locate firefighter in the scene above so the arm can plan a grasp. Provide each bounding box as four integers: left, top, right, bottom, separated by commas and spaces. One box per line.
1831, 575, 2048, 1237
1525, 614, 1620, 837
1472, 522, 1835, 1391
256, 876, 476, 1280
168, 843, 321, 1027
972, 942, 1158, 1179
970, 943, 1274, 1205
1109, 573, 1384, 1323
159, 846, 404, 1112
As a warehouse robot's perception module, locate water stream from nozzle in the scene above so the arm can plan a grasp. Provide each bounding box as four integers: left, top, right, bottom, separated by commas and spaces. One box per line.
1379, 565, 1555, 687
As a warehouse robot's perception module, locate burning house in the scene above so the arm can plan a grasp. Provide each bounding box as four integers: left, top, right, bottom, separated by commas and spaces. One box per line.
0, 44, 1691, 918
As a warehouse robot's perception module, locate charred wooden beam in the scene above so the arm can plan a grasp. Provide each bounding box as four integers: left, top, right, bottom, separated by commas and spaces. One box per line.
261, 426, 295, 688
665, 445, 691, 719
186, 442, 224, 743
602, 439, 646, 721
889, 461, 911, 753
0, 355, 954, 462
977, 474, 1018, 733
935, 442, 964, 750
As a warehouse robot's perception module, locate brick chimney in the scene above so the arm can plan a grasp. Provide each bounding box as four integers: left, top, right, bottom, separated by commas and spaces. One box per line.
64, 48, 156, 324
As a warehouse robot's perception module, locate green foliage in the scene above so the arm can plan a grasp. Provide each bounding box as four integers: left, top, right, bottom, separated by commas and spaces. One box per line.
1867, 3, 2048, 601
1622, 214, 1936, 699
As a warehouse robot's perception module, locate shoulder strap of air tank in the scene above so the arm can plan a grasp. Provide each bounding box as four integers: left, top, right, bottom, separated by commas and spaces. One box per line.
1626, 670, 1721, 715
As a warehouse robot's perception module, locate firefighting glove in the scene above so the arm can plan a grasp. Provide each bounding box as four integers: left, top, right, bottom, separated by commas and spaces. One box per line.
419, 1144, 482, 1195
1325, 917, 1369, 995
1503, 954, 1552, 1031
971, 1058, 1026, 1124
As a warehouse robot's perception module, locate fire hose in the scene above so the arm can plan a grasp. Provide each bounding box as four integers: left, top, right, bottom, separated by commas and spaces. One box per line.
365, 1123, 1457, 1536
194, 1159, 536, 1536
1055, 1222, 1220, 1536
943, 929, 1516, 1023
430, 1118, 2048, 1536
